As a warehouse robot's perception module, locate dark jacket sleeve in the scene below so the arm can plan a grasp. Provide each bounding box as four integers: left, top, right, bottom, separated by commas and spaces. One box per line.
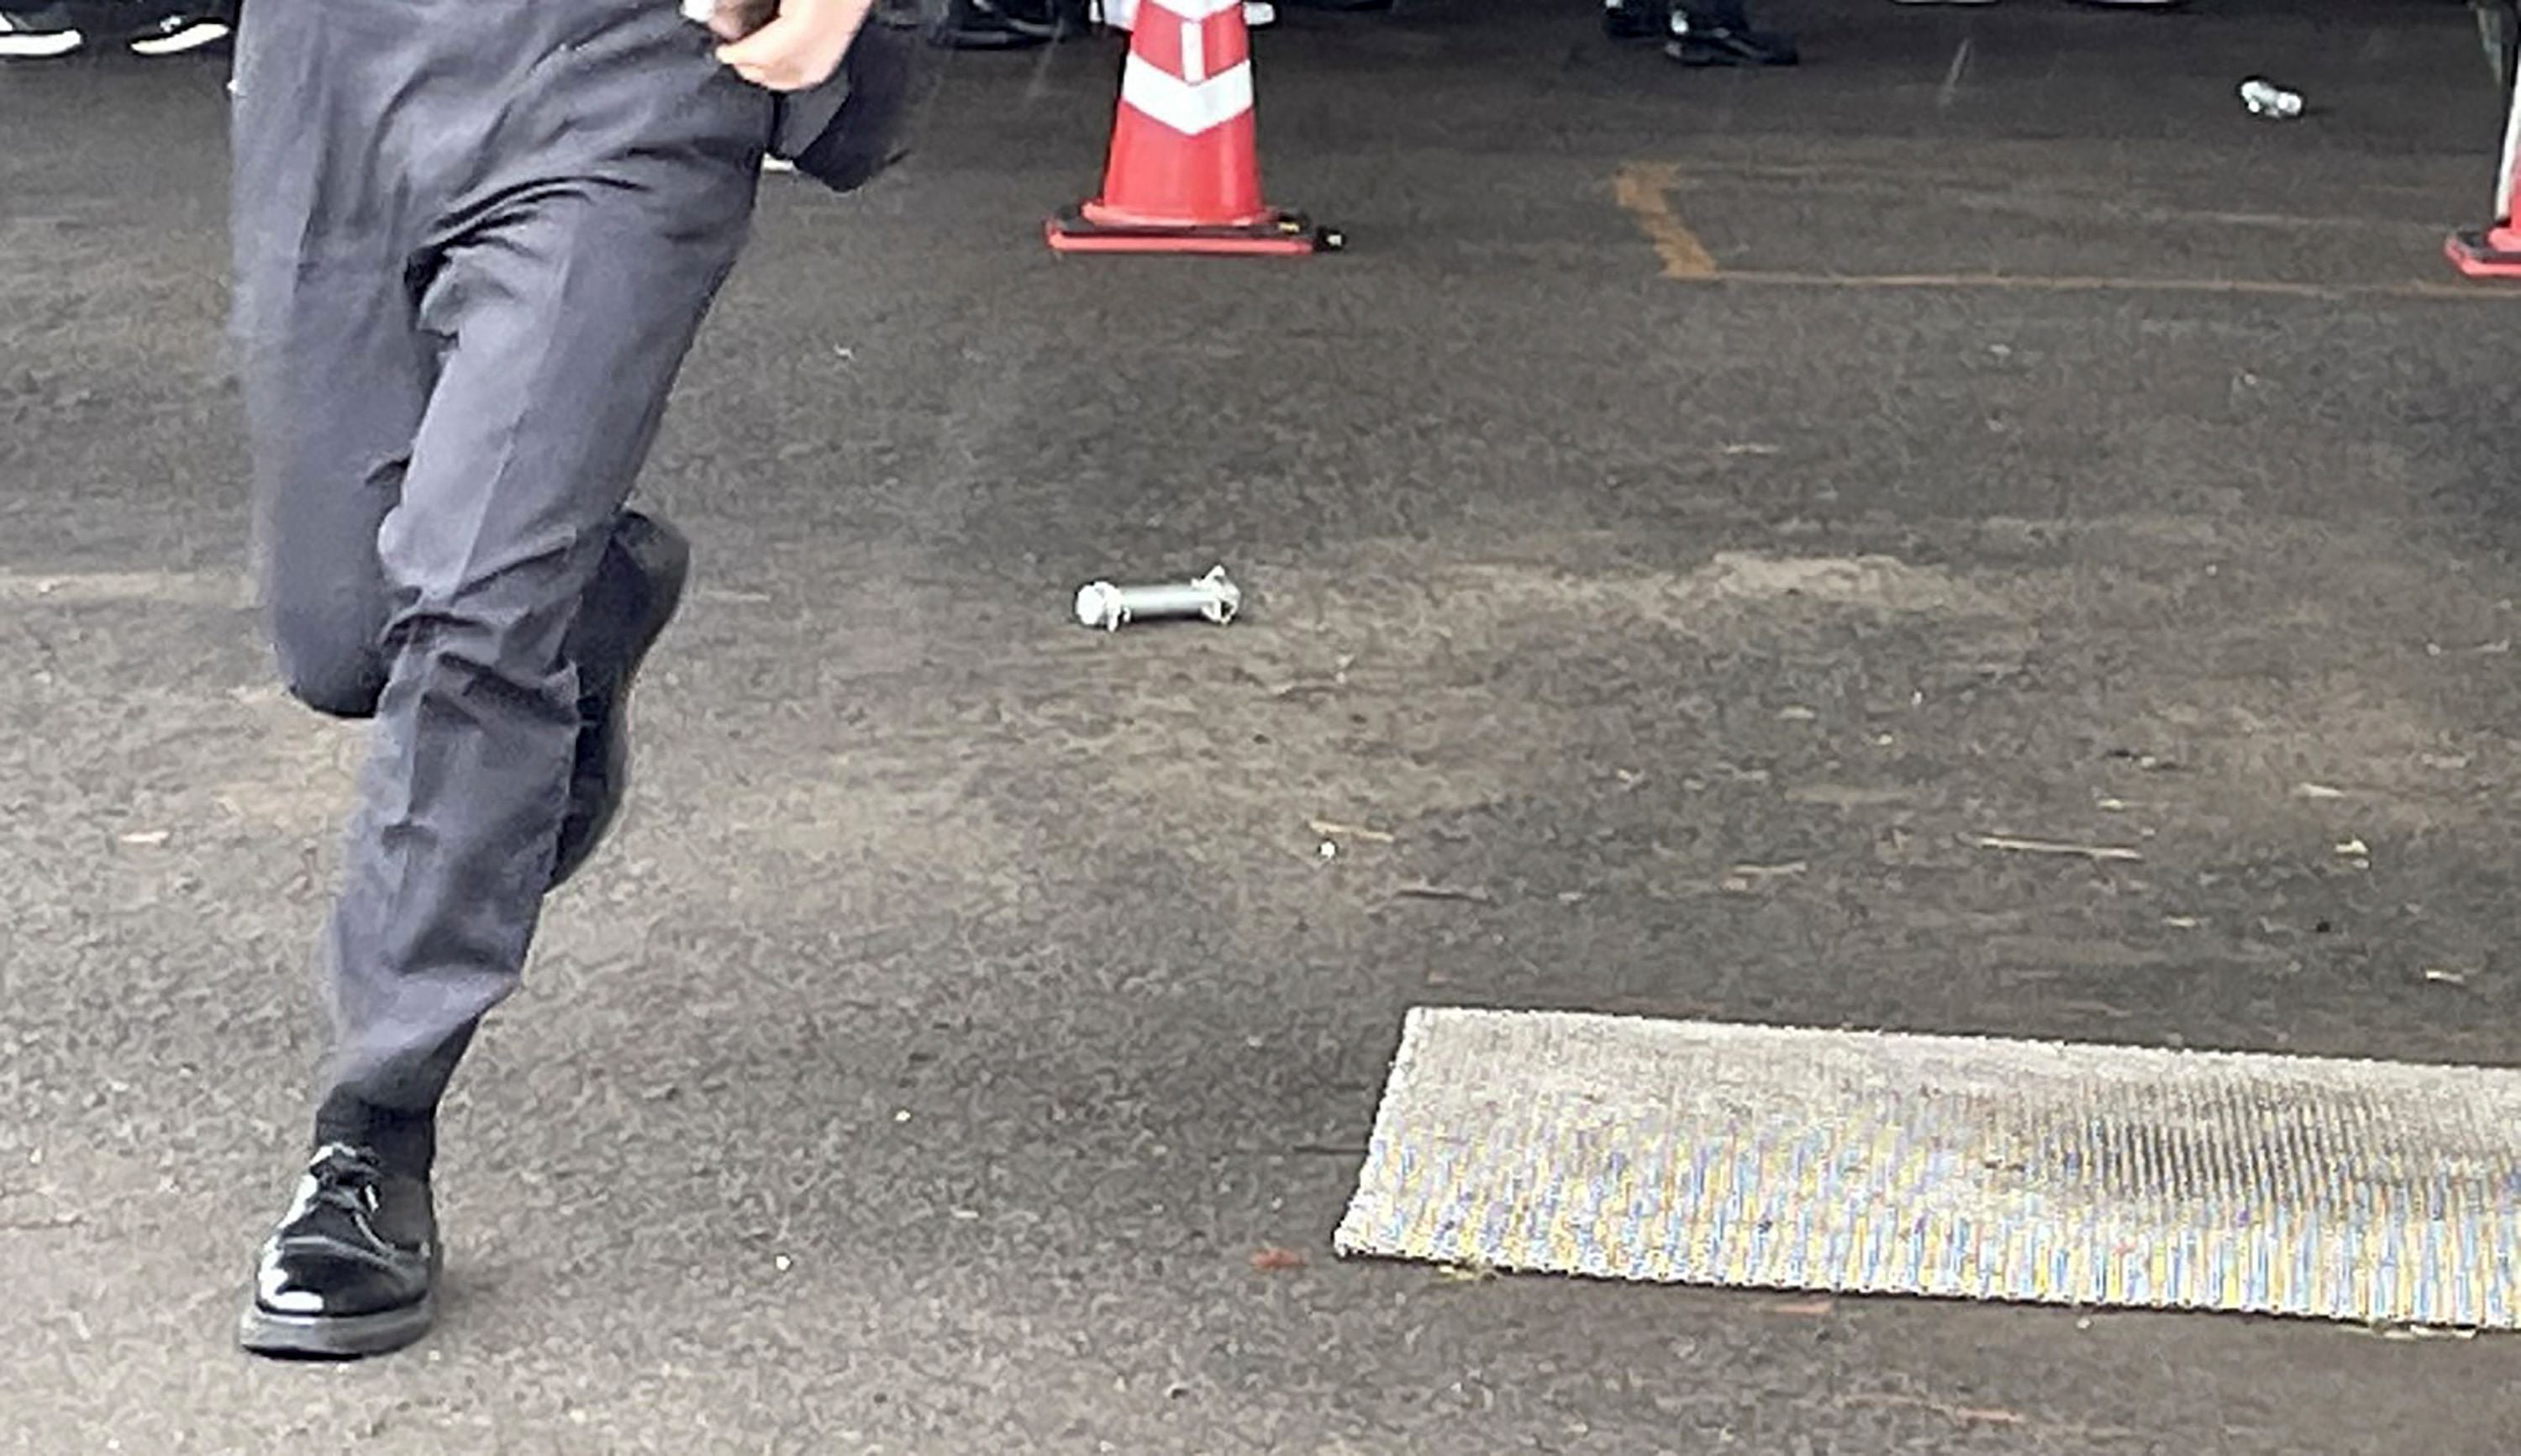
769, 3, 937, 194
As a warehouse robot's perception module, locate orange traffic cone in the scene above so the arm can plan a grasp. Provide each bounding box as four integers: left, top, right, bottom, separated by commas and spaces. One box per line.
1046, 0, 1340, 255
2449, 69, 2521, 277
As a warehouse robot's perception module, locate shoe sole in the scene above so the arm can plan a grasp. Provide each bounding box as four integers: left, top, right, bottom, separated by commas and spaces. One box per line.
239, 1294, 435, 1359
129, 20, 229, 54
0, 31, 82, 57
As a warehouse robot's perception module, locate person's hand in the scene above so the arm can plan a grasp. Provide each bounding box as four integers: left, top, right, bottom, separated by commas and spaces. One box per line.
714, 0, 876, 92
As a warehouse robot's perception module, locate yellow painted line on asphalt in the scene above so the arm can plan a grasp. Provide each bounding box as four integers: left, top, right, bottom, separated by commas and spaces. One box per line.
1614, 160, 2521, 301
1673, 268, 2521, 302
1612, 163, 1718, 279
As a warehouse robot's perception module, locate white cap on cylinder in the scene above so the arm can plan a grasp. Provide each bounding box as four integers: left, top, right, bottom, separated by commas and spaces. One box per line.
1075, 581, 1126, 631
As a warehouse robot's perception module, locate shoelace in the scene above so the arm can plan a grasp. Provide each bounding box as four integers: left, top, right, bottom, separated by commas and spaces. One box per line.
301, 1144, 387, 1217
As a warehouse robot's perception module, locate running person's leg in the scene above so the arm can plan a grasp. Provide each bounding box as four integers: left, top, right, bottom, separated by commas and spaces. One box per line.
231, 0, 771, 1359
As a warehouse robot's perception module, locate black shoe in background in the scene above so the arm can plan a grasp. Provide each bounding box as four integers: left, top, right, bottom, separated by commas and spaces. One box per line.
1603, 0, 1660, 39
0, 4, 82, 57
129, 0, 236, 55
1665, 0, 1797, 65
238, 1144, 440, 1360
927, 0, 1075, 48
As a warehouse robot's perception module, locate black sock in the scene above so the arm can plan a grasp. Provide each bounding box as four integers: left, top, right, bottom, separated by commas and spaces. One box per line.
313, 1091, 439, 1180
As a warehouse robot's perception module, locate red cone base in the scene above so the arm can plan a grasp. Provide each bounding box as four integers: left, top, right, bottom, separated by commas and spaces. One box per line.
1045, 202, 1342, 255
2447, 225, 2521, 279
1046, 0, 1339, 258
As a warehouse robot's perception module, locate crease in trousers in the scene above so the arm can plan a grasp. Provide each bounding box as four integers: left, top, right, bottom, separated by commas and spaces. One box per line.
229, 0, 775, 1162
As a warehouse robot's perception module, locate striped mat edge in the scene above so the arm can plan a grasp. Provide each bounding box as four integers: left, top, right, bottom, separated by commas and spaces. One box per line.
1334, 1007, 2521, 1329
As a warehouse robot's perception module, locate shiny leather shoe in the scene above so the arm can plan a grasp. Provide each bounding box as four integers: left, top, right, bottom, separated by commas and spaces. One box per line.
1664, 0, 1797, 65
238, 1143, 439, 1359
550, 511, 691, 890
925, 0, 1073, 48
1602, 0, 1661, 39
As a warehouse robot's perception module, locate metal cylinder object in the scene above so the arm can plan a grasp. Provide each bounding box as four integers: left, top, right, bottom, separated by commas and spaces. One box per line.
2239, 77, 2304, 120
1074, 565, 1242, 632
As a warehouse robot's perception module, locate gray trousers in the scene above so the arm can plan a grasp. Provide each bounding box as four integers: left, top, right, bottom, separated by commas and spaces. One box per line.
229, 0, 772, 1161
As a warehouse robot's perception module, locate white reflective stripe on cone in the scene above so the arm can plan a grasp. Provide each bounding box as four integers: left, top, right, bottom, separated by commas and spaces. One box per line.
1098, 0, 1276, 30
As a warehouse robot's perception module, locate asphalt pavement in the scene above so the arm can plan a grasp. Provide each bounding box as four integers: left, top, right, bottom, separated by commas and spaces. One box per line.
7, 0, 2521, 1450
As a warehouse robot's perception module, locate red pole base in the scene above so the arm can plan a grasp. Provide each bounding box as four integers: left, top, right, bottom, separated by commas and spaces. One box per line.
1045, 203, 1344, 256
2446, 225, 2521, 278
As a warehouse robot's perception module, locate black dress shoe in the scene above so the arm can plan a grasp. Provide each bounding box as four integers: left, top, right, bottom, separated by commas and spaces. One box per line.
1665, 0, 1797, 65
239, 1144, 439, 1359
127, 2, 236, 56
1603, 0, 1661, 39
926, 0, 1074, 48
550, 511, 691, 890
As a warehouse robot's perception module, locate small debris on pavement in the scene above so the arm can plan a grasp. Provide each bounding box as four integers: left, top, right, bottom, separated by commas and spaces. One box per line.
2360, 1322, 2479, 1342
1309, 819, 1396, 844
1723, 860, 1808, 893
1845, 1393, 2027, 1427
1250, 1246, 1308, 1271
1967, 834, 2144, 863
117, 830, 170, 847
2423, 968, 2471, 988
2335, 838, 2371, 858
1435, 1261, 1497, 1284
1074, 565, 1241, 632
1393, 884, 1494, 905
1719, 443, 1782, 456
1777, 706, 1818, 723
2295, 782, 2347, 800
2104, 749, 2183, 773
